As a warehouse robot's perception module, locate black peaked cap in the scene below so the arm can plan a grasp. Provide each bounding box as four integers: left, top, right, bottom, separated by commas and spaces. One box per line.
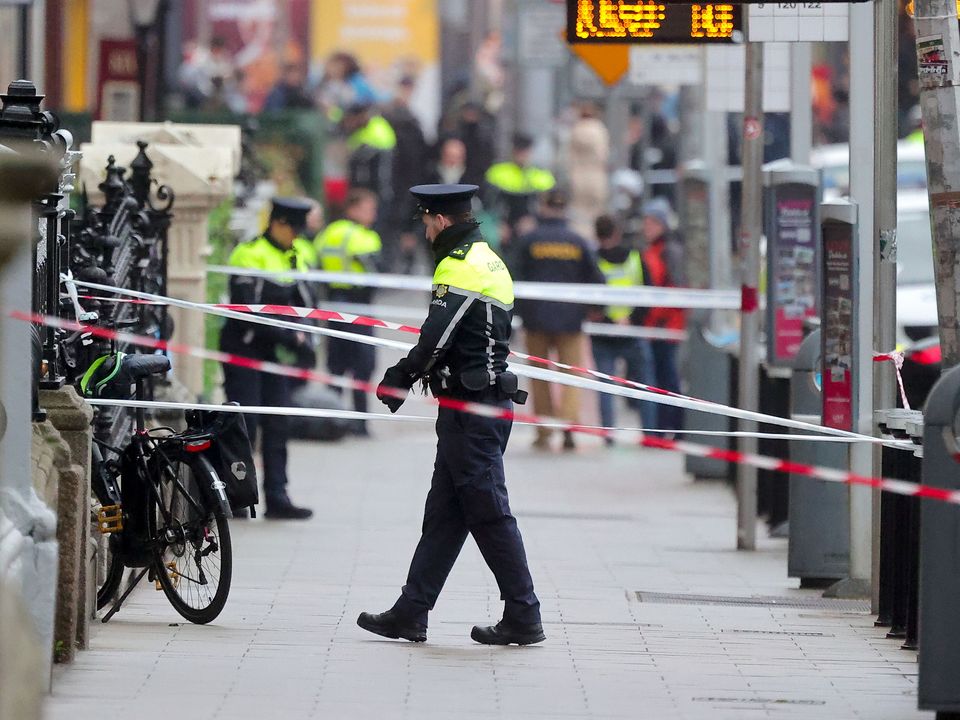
270, 197, 313, 231
409, 183, 479, 218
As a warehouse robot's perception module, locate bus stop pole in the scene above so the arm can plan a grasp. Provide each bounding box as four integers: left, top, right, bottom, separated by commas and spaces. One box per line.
873, 0, 899, 610
839, 4, 876, 597
790, 42, 812, 165
736, 24, 763, 551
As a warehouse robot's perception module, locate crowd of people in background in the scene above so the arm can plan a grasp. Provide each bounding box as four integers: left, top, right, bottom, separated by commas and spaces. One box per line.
200, 44, 689, 452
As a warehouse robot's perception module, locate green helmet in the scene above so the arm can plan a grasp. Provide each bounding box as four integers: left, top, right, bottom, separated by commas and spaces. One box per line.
79, 352, 127, 398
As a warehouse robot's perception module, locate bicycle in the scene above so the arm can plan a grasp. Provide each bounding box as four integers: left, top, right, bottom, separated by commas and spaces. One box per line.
87, 352, 233, 624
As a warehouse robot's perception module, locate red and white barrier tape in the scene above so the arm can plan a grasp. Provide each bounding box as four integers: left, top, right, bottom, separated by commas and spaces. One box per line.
75, 294, 689, 343
206, 264, 742, 310
874, 351, 911, 411
79, 394, 957, 509
12, 309, 596, 435
15, 309, 912, 452
22, 310, 948, 507
65, 278, 884, 445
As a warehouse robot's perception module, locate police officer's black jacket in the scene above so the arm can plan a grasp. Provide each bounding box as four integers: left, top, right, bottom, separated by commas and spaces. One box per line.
220, 233, 315, 361
393, 223, 514, 394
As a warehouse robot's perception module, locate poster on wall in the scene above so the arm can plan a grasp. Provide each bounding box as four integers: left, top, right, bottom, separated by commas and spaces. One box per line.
311, 0, 440, 136
97, 40, 140, 121
178, 0, 312, 114
766, 182, 820, 367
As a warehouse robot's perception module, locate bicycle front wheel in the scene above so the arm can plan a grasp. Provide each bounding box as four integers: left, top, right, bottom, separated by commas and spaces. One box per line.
96, 535, 124, 610
150, 453, 232, 624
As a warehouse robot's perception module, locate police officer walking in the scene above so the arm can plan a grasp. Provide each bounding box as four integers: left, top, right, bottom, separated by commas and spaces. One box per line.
357, 184, 544, 646
314, 188, 383, 436
220, 198, 315, 520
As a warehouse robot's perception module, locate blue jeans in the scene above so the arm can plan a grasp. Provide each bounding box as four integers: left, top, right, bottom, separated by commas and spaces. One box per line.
650, 340, 683, 433
591, 335, 657, 430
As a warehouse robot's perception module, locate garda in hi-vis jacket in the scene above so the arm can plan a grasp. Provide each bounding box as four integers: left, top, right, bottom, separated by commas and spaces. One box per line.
484, 161, 556, 227
220, 234, 315, 360
597, 248, 645, 324
347, 115, 396, 209
392, 223, 515, 396
314, 218, 382, 303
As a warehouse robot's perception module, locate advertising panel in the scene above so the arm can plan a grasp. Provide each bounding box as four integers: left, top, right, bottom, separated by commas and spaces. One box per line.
821, 220, 856, 431
766, 178, 820, 366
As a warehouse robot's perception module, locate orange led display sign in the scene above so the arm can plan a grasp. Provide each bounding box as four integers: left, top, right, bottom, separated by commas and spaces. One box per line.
567, 0, 742, 43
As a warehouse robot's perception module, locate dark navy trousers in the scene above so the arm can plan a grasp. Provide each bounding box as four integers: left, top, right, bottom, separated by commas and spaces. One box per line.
326, 325, 376, 415
393, 396, 541, 627
222, 363, 290, 505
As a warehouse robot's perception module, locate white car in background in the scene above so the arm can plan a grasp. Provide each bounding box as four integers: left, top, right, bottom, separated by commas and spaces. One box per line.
809, 144, 936, 344
812, 140, 928, 200
896, 190, 938, 345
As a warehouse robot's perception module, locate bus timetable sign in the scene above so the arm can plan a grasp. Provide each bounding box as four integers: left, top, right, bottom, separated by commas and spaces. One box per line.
568, 0, 742, 43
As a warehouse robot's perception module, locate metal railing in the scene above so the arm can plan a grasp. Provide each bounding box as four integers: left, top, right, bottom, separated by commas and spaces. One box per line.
64, 144, 175, 448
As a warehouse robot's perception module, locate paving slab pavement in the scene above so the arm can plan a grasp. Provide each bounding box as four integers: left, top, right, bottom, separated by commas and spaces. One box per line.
44, 417, 926, 720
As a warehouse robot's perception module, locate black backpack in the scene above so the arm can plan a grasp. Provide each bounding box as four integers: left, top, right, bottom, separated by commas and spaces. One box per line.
186, 404, 260, 517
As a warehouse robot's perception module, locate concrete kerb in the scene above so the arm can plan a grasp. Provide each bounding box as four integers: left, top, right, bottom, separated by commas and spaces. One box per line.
33, 388, 93, 662
38, 387, 94, 654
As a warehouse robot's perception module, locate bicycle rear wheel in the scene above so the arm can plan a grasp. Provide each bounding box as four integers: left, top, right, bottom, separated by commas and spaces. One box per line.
149, 453, 232, 624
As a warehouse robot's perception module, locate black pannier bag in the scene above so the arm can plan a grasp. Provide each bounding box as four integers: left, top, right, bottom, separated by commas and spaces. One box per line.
186, 404, 260, 517
118, 444, 153, 567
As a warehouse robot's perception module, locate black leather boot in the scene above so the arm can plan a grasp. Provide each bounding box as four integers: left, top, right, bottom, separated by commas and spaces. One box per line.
470, 619, 546, 646
357, 609, 427, 642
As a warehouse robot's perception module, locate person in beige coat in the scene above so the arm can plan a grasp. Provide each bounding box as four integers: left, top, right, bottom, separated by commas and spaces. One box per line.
567, 101, 610, 240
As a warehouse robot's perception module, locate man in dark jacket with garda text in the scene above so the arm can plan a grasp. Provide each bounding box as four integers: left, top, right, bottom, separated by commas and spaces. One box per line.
509, 189, 605, 450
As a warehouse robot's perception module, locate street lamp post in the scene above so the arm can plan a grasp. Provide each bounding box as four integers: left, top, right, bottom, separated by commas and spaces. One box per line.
127, 0, 167, 122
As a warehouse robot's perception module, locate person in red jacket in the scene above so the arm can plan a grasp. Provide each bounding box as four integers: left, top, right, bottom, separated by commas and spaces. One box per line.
640, 198, 685, 435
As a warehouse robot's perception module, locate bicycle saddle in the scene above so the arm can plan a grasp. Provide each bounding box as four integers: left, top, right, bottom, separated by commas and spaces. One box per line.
81, 352, 171, 398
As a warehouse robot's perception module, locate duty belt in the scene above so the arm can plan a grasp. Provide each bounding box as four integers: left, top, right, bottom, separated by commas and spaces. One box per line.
429, 368, 528, 405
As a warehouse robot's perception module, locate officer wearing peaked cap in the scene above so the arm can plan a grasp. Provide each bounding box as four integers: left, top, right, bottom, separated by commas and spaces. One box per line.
357, 183, 545, 646
220, 197, 316, 520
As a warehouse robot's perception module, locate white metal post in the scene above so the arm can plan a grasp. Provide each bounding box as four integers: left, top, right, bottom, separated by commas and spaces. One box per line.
790, 42, 813, 165
839, 2, 876, 596
873, 0, 899, 609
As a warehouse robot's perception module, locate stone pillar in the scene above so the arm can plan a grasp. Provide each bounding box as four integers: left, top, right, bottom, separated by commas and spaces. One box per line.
164, 200, 223, 396
31, 421, 79, 663
38, 386, 93, 654
79, 125, 238, 398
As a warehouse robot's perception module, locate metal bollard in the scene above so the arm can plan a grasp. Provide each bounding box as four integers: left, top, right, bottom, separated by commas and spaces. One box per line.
787, 329, 850, 585
758, 364, 791, 535
918, 365, 960, 714
875, 409, 924, 642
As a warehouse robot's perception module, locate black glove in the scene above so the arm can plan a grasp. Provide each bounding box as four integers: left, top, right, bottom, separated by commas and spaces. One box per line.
377, 364, 414, 413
